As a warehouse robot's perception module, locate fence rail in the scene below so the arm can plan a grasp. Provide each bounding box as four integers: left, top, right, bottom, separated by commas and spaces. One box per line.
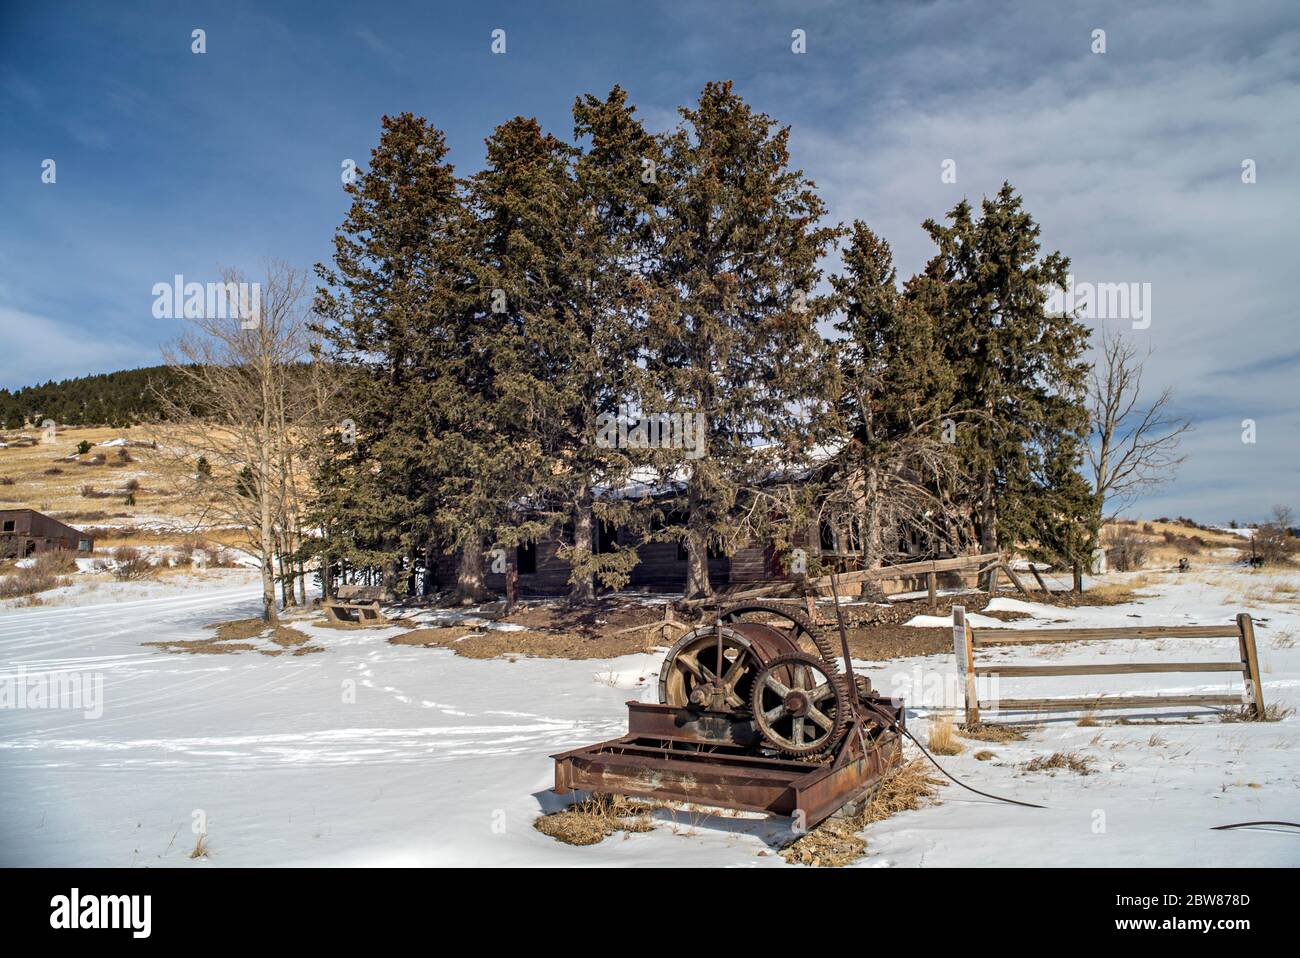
952, 607, 1265, 724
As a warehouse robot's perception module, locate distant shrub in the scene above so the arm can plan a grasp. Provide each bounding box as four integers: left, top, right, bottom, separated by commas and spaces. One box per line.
77, 440, 92, 455
124, 478, 140, 492
44, 467, 63, 475
35, 551, 78, 576
0, 555, 70, 598
116, 448, 132, 462
1162, 530, 1204, 554
0, 476, 13, 485
1252, 526, 1297, 566
174, 540, 201, 567
109, 546, 153, 581
1105, 527, 1148, 572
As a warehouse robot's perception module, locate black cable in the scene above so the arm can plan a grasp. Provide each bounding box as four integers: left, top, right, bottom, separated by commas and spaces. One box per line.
824, 582, 1044, 812
1211, 821, 1300, 831
859, 700, 1047, 810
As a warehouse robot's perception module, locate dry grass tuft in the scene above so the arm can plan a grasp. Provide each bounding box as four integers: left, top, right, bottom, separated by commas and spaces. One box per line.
534, 795, 658, 846
189, 833, 209, 859
958, 722, 1030, 742
1085, 574, 1156, 602
1022, 751, 1097, 775
1077, 711, 1099, 727
1219, 702, 1294, 723
780, 758, 944, 867
926, 716, 964, 755
974, 749, 996, 761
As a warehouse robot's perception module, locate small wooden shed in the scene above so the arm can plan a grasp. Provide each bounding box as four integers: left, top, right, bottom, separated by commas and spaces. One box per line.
0, 509, 94, 560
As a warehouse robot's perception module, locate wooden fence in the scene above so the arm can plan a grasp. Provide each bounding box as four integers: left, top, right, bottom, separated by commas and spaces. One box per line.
951, 606, 1266, 724
678, 551, 1013, 610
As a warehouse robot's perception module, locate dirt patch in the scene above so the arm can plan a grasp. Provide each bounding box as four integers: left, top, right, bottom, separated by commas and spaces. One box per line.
389, 627, 469, 646
143, 617, 324, 656
834, 589, 1137, 660
211, 617, 312, 647
143, 638, 258, 655
779, 757, 944, 867
534, 795, 660, 846
503, 597, 666, 636
390, 625, 663, 660
383, 586, 1143, 663
208, 618, 267, 642
313, 615, 417, 631
841, 625, 951, 659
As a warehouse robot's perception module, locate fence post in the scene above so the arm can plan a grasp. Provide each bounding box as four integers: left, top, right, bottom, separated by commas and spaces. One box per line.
952, 606, 979, 726
1236, 613, 1266, 719
927, 566, 937, 605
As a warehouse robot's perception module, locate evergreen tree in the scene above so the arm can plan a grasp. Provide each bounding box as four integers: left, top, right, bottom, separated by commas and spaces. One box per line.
313, 112, 476, 594
643, 82, 841, 597
916, 183, 1092, 565
467, 96, 656, 604
831, 221, 957, 566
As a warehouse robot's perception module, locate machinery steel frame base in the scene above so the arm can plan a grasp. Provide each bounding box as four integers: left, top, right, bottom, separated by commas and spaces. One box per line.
552, 699, 904, 829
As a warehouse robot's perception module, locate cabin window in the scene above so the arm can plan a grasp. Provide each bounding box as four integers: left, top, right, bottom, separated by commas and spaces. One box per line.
819, 518, 836, 553
1, 520, 13, 533
516, 541, 537, 575
78, 539, 90, 552
595, 521, 618, 555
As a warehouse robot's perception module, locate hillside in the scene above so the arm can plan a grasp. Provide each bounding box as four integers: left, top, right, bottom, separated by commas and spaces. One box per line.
0, 365, 184, 429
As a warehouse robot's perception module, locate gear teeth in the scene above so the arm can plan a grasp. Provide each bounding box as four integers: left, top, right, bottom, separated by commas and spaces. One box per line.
750, 653, 851, 757
718, 601, 842, 673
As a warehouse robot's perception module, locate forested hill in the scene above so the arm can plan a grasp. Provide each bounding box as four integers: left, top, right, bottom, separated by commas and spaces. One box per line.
0, 366, 183, 429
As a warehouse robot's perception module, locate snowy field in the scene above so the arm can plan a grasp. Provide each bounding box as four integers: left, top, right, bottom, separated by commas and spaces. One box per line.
1, 567, 1297, 867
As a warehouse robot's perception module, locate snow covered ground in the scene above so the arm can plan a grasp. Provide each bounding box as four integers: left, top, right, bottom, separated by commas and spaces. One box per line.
0, 567, 1296, 867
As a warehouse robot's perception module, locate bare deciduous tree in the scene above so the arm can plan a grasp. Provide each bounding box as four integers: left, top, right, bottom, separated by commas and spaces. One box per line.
1087, 328, 1192, 520
148, 262, 331, 621
1252, 504, 1297, 565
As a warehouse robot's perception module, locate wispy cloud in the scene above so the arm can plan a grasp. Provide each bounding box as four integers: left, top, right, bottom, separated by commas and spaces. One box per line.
0, 307, 153, 386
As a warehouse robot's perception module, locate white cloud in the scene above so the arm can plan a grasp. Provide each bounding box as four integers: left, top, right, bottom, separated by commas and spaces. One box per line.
0, 307, 155, 387
784, 4, 1300, 521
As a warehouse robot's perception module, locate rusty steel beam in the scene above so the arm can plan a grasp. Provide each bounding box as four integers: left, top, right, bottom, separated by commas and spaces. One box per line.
552, 712, 904, 828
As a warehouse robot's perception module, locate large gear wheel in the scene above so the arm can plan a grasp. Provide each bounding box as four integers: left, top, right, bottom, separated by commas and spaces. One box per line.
718, 601, 842, 672
658, 622, 802, 712
750, 653, 851, 756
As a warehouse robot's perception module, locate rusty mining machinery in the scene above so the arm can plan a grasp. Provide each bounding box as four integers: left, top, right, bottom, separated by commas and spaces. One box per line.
552, 596, 905, 828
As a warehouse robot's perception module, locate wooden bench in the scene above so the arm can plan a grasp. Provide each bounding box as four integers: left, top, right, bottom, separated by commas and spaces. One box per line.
952, 606, 1266, 723
323, 585, 391, 625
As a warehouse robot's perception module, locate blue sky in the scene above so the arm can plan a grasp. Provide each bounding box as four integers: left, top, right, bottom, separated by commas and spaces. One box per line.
2, 0, 1297, 521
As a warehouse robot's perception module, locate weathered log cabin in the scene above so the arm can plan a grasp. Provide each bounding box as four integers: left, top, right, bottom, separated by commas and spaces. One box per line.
434, 486, 943, 597
0, 509, 95, 559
